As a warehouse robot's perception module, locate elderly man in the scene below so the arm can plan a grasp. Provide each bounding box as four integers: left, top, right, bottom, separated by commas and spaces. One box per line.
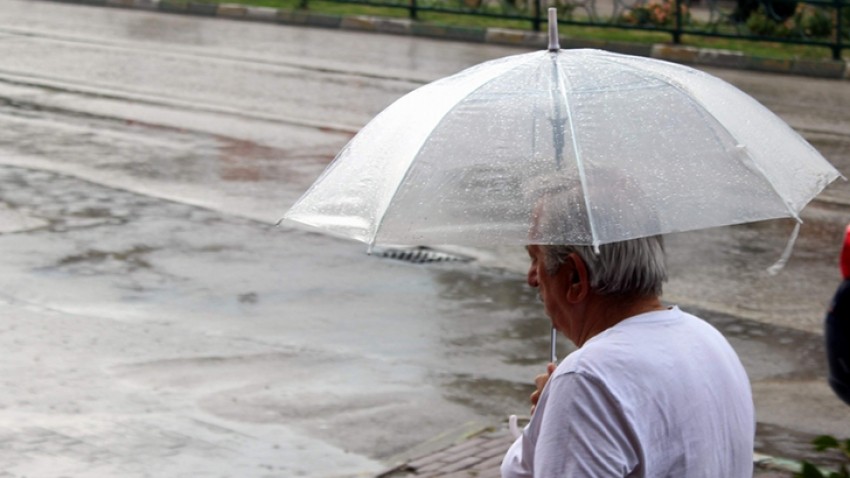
501, 237, 755, 477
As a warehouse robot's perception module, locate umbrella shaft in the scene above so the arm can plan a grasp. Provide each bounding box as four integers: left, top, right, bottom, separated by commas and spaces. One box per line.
550, 326, 557, 363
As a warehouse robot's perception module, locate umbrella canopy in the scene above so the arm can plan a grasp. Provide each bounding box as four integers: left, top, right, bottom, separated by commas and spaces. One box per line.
282, 46, 841, 250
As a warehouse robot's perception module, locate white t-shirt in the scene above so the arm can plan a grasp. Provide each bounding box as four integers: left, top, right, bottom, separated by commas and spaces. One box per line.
501, 306, 754, 478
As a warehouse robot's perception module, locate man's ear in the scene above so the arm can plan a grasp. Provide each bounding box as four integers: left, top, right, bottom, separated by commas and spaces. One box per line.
565, 253, 589, 303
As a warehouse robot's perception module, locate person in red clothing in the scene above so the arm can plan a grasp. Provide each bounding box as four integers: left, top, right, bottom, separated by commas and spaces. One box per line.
826, 224, 850, 406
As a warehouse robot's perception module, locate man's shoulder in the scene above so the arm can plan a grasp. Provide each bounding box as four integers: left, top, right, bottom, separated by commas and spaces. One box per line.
557, 307, 729, 376
555, 335, 629, 378
611, 306, 723, 341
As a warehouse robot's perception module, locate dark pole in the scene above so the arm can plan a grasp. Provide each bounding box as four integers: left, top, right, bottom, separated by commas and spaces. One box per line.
834, 0, 844, 60
410, 0, 418, 20
533, 0, 543, 31
674, 0, 683, 44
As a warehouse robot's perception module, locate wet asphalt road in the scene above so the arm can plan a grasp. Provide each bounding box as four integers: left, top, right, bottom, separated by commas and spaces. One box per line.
0, 1, 849, 476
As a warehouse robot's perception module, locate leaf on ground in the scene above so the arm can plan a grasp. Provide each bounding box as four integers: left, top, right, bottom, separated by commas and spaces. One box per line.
814, 435, 841, 451
797, 461, 826, 478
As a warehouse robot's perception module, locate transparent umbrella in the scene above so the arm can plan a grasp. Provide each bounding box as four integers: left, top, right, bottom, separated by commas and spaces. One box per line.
282, 10, 842, 359
284, 22, 839, 252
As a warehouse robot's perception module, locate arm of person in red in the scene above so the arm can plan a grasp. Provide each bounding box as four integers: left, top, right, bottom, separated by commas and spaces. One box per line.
826, 224, 850, 406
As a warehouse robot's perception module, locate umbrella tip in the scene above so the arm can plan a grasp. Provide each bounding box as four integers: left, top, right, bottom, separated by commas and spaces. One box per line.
547, 8, 560, 52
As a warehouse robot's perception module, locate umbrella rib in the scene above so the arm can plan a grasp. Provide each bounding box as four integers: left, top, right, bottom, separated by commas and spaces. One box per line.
369, 53, 544, 247
552, 55, 599, 250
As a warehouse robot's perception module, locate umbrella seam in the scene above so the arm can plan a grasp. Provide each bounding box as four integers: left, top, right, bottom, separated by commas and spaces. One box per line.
553, 54, 599, 250
369, 52, 546, 247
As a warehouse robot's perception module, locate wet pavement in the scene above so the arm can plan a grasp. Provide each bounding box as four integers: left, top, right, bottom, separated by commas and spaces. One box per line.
0, 1, 848, 476
376, 426, 810, 477
0, 163, 552, 476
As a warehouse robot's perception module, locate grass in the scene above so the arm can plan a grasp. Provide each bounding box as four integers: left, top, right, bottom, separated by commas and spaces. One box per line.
187, 0, 847, 60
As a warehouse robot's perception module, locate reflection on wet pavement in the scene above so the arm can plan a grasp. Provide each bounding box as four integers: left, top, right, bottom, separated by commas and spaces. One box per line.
442, 374, 534, 417
0, 164, 393, 475
697, 306, 825, 382
429, 267, 570, 366
56, 246, 156, 275
0, 80, 350, 227
0, 97, 333, 186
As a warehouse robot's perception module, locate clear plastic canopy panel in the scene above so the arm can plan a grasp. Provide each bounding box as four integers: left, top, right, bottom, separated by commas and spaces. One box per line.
284, 49, 840, 247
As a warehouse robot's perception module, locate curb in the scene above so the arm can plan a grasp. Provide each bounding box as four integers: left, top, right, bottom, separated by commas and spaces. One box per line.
40, 0, 849, 80
753, 452, 805, 475
374, 423, 804, 478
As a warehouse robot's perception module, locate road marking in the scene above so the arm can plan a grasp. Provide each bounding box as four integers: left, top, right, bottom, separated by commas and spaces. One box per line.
0, 25, 434, 85
0, 68, 360, 135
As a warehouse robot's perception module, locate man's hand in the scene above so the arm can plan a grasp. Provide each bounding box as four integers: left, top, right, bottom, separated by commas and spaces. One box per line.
530, 362, 557, 415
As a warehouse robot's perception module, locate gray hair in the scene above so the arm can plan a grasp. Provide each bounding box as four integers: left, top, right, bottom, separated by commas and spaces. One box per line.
542, 236, 667, 297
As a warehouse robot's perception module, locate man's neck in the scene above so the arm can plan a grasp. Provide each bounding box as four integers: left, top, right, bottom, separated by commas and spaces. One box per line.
574, 294, 666, 347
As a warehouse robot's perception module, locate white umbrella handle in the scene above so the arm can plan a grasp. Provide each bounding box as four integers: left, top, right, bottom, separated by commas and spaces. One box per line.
509, 414, 522, 439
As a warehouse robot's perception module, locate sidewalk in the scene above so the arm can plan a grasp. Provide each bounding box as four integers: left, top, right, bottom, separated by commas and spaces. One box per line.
41, 0, 849, 80
376, 425, 800, 477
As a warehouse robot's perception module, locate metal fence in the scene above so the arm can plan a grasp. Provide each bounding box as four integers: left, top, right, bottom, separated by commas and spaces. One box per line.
300, 0, 849, 59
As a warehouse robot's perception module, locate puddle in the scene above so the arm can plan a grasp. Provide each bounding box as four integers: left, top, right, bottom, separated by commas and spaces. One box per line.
55, 246, 156, 273
441, 374, 534, 417
694, 305, 825, 381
